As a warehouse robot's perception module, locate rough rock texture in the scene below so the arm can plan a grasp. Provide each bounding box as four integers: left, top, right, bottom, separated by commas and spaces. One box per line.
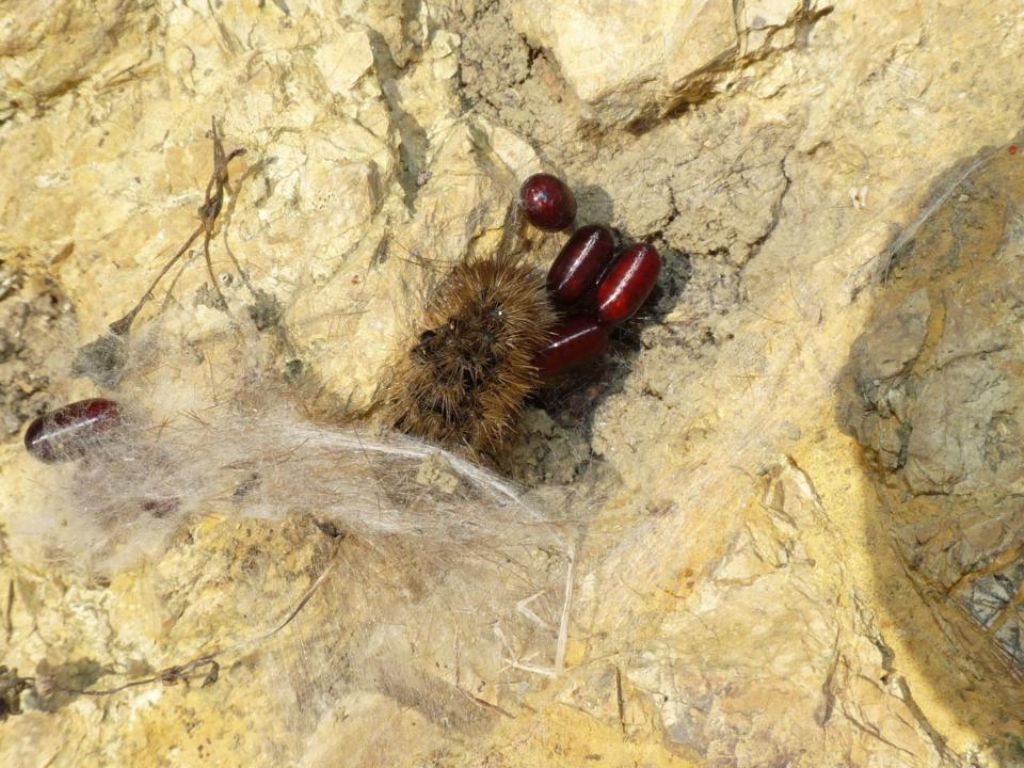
839, 147, 1024, 690
1, 1, 1024, 767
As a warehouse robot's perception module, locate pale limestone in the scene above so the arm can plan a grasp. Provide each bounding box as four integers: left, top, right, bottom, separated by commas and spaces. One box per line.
1, 0, 1024, 767
313, 30, 375, 97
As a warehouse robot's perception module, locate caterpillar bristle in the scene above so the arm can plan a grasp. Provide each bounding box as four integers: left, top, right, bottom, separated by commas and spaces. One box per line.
386, 255, 555, 457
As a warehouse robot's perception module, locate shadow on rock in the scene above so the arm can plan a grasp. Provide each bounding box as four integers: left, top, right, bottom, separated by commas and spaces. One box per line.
836, 141, 1024, 759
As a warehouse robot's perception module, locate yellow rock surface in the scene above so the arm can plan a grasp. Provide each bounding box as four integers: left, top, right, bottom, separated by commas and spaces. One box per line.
1, 1, 1023, 766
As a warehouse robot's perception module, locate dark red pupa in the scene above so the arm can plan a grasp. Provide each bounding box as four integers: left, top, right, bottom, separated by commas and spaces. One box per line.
533, 314, 609, 379
24, 398, 123, 463
596, 243, 661, 326
520, 173, 577, 232
547, 224, 615, 306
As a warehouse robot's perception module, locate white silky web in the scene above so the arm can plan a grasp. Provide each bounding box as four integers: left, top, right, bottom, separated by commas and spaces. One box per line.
15, 401, 564, 567
6, 393, 576, 756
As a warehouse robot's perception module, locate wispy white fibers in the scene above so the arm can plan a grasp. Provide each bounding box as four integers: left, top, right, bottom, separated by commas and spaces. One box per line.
12, 398, 567, 572
7, 393, 576, 742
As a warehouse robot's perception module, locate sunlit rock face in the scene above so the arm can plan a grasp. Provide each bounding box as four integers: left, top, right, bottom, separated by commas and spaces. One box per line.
2, 1, 1024, 767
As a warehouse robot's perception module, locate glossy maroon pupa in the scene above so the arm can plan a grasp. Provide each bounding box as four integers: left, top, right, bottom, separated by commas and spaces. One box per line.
519, 173, 577, 232
24, 398, 123, 463
596, 243, 661, 326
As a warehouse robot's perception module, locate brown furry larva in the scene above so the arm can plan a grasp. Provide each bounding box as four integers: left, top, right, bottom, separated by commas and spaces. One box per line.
385, 254, 555, 457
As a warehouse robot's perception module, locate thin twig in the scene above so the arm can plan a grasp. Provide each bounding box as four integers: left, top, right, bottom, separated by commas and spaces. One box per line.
109, 118, 246, 336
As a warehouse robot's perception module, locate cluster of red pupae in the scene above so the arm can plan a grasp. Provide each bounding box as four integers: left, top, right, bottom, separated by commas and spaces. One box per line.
519, 173, 661, 380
